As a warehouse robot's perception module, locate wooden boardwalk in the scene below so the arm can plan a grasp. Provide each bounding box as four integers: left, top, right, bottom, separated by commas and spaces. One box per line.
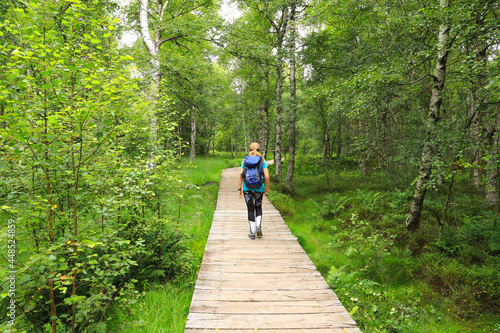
185, 167, 361, 332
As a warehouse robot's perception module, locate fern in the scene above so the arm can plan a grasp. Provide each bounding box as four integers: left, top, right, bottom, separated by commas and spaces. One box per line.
319, 193, 350, 219
355, 189, 384, 213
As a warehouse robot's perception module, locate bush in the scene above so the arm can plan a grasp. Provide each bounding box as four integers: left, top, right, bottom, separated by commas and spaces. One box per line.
416, 252, 500, 317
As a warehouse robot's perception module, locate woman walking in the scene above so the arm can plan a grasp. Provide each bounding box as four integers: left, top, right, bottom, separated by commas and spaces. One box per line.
238, 142, 270, 239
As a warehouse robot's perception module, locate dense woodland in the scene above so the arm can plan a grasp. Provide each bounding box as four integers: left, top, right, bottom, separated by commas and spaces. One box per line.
1, 0, 499, 332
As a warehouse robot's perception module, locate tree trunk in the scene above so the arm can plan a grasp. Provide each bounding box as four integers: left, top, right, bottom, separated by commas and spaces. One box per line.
139, 0, 160, 167
468, 89, 482, 187
178, 120, 182, 159
336, 120, 342, 157
189, 109, 196, 163
261, 70, 271, 159
322, 116, 330, 163
274, 55, 284, 180
242, 104, 248, 155
229, 133, 233, 158
285, 3, 297, 190
485, 104, 500, 207
405, 0, 450, 232
381, 106, 390, 174
273, 8, 289, 182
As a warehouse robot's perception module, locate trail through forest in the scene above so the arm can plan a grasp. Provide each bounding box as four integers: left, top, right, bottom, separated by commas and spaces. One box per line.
185, 167, 361, 332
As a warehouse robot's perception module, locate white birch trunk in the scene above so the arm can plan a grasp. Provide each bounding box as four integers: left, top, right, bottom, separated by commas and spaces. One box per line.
242, 104, 248, 155
139, 0, 160, 167
274, 55, 284, 180
273, 8, 289, 182
259, 71, 270, 159
189, 109, 196, 163
405, 0, 450, 231
285, 3, 297, 189
485, 105, 500, 207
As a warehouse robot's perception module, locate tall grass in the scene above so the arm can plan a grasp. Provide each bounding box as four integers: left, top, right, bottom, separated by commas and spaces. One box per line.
110, 283, 193, 333
108, 153, 244, 332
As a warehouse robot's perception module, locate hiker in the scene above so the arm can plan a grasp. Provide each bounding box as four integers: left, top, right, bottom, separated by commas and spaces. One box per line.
238, 142, 270, 239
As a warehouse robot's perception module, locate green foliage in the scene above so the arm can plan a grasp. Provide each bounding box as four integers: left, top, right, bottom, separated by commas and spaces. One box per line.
267, 191, 296, 217
269, 154, 500, 332
0, 0, 200, 331
316, 193, 350, 219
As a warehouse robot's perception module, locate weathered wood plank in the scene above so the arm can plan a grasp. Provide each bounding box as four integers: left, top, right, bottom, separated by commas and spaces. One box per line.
201, 251, 308, 260
194, 278, 330, 291
198, 257, 316, 266
184, 327, 361, 333
185, 313, 357, 329
185, 329, 362, 333
188, 300, 344, 314
196, 271, 323, 281
194, 264, 318, 273
190, 289, 339, 302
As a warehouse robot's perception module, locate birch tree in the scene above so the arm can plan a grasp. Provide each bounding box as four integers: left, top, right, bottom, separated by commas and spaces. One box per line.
233, 0, 290, 180
285, 0, 297, 189
136, 0, 215, 164
405, 0, 452, 232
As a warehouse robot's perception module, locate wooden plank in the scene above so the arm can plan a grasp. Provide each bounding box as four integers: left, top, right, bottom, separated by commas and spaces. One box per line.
185, 313, 357, 329
185, 329, 362, 333
190, 289, 339, 302
188, 300, 344, 314
198, 258, 315, 266
196, 270, 323, 280
194, 264, 318, 273
194, 279, 330, 291
201, 251, 307, 260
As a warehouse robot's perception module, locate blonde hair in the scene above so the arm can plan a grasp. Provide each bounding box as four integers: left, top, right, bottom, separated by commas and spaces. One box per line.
248, 142, 264, 162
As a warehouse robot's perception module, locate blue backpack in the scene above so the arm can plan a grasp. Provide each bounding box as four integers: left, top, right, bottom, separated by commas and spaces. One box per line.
242, 155, 264, 189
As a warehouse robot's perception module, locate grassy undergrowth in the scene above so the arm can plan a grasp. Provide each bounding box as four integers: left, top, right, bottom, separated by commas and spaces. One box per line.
267, 155, 500, 333
109, 152, 243, 332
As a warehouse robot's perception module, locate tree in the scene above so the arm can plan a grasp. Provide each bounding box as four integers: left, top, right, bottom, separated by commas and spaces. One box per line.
134, 0, 217, 164
284, 0, 297, 189
231, 0, 290, 180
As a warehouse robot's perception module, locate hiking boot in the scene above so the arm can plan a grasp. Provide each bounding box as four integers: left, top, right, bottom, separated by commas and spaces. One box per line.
256, 228, 263, 238
248, 232, 256, 240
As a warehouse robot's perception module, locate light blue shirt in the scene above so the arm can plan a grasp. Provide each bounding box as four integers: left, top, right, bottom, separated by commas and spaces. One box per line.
241, 159, 268, 192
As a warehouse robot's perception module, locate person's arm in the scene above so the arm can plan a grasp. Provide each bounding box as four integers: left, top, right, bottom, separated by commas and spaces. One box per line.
263, 167, 270, 194
238, 168, 244, 198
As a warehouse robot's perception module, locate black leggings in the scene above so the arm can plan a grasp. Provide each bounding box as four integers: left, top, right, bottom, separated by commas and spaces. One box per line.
243, 191, 263, 222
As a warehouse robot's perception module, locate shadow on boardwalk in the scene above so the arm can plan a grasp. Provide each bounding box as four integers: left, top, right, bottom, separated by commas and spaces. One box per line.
185, 167, 362, 332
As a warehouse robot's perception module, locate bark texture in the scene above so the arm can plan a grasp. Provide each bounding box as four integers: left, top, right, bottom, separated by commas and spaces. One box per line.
485, 104, 500, 207
405, 0, 450, 231
274, 54, 284, 179
139, 0, 160, 166
259, 71, 270, 159
273, 7, 289, 182
285, 2, 297, 190
189, 109, 196, 163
